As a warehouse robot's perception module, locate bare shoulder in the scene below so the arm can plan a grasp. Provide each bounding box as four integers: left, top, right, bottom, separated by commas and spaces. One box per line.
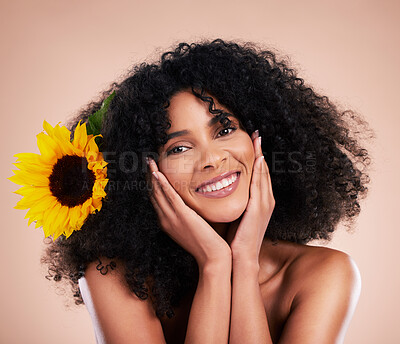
278, 244, 362, 343
82, 256, 125, 284
286, 244, 362, 293
79, 257, 166, 344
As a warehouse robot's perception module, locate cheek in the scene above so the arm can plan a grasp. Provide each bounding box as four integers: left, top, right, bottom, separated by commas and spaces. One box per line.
158, 160, 192, 194
232, 136, 255, 169
247, 141, 255, 162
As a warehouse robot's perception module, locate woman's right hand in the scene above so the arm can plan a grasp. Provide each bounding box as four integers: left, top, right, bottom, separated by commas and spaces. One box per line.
146, 157, 232, 268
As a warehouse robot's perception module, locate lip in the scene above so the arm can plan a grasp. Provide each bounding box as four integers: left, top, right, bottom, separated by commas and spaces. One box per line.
195, 170, 241, 191
195, 172, 241, 199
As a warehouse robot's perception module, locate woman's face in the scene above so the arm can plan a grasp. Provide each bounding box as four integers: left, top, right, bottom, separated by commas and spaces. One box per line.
157, 90, 255, 226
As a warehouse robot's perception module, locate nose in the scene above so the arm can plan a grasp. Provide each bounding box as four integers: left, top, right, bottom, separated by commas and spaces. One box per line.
196, 146, 230, 171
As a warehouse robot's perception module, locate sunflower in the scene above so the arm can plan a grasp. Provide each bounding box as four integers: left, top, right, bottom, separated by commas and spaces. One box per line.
9, 120, 108, 240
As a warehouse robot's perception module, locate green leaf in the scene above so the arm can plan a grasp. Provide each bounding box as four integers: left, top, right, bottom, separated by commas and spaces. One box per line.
86, 91, 116, 136
94, 135, 104, 151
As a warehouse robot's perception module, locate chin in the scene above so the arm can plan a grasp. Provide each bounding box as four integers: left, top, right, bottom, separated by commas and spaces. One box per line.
195, 199, 247, 224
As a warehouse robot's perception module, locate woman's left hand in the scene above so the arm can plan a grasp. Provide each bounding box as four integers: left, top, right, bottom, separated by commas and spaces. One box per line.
227, 130, 275, 264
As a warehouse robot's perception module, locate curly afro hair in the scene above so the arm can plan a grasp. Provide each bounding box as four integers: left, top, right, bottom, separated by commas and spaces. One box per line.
41, 38, 375, 319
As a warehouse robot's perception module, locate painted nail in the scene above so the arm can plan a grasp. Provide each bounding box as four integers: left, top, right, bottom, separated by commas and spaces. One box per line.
152, 171, 159, 180
258, 136, 262, 145
145, 156, 151, 166
254, 129, 259, 138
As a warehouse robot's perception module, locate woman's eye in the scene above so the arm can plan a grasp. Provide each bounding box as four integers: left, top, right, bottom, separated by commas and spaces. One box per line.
217, 126, 237, 137
166, 126, 238, 156
167, 146, 190, 155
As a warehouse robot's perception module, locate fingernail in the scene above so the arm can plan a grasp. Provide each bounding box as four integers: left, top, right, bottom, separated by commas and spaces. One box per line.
152, 171, 159, 180
258, 136, 262, 145
145, 156, 150, 166
254, 129, 259, 138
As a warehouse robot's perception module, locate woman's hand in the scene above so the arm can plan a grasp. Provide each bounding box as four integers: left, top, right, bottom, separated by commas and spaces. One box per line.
227, 130, 275, 264
146, 157, 232, 268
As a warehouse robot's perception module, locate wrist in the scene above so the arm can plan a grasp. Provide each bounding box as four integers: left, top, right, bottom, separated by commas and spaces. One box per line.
196, 247, 232, 269
199, 256, 232, 276
232, 251, 260, 271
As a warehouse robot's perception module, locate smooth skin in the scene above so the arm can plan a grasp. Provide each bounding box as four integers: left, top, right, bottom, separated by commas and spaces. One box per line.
79, 90, 361, 344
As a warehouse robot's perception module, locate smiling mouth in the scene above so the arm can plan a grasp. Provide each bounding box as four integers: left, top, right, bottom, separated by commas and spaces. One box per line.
195, 172, 241, 193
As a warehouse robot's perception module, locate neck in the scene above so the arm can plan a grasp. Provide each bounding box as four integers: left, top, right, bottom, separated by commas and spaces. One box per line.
208, 220, 239, 247
209, 222, 230, 241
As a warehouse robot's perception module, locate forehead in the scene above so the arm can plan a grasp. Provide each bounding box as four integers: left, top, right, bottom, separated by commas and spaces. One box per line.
168, 91, 213, 121
166, 90, 233, 128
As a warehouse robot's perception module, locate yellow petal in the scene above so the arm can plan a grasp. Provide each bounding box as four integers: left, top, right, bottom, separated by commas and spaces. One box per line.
24, 206, 44, 221
72, 121, 88, 151
36, 133, 59, 163
21, 194, 58, 214
43, 201, 62, 238
43, 120, 55, 136
91, 197, 102, 211
9, 170, 49, 187
13, 185, 34, 196
50, 124, 75, 156
89, 160, 107, 174
12, 162, 53, 176
69, 206, 82, 228
53, 205, 67, 229
80, 199, 92, 217
25, 208, 43, 226
84, 135, 101, 161
53, 124, 71, 142
60, 206, 70, 227
14, 185, 48, 196
27, 216, 37, 226
14, 188, 52, 209
52, 206, 69, 240
57, 140, 75, 156
92, 180, 107, 199
14, 152, 45, 165
62, 209, 75, 238
64, 225, 75, 238
70, 145, 84, 157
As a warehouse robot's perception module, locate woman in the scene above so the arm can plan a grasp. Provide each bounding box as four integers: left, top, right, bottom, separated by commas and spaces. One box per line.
41, 38, 373, 343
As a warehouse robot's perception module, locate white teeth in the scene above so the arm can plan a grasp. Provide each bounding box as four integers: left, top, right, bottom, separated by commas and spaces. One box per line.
198, 173, 238, 193
215, 181, 223, 190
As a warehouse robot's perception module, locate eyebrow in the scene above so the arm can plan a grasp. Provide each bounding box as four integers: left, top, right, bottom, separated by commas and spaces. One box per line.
165, 114, 239, 142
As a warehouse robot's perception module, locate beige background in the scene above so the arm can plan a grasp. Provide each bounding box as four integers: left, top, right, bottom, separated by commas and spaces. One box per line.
1, 0, 398, 343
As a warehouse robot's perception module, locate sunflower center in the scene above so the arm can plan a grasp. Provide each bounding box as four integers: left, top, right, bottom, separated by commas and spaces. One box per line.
49, 155, 96, 207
